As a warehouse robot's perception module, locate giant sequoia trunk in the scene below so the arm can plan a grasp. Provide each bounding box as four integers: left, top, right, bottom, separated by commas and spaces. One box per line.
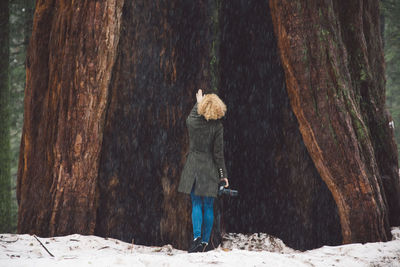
94, 1, 215, 247
218, 0, 341, 250
18, 0, 214, 249
269, 0, 400, 243
17, 0, 124, 235
18, 0, 399, 250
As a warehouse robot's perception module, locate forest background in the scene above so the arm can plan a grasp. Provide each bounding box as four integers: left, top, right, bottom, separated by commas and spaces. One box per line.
0, 0, 399, 234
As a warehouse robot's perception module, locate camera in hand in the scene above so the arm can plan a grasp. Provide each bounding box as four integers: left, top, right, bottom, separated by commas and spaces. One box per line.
218, 180, 238, 197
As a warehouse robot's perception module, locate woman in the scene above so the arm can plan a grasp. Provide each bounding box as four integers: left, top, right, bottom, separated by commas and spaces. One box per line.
178, 89, 229, 253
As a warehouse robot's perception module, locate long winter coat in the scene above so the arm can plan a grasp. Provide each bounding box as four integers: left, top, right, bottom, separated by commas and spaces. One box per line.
178, 103, 228, 197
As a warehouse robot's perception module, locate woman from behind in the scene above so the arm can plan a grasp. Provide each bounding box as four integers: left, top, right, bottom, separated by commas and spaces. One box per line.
178, 89, 229, 253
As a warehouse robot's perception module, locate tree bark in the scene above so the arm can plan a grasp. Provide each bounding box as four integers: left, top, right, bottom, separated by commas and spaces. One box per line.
0, 0, 12, 233
269, 0, 399, 243
18, 0, 400, 249
18, 0, 213, 249
95, 0, 214, 249
336, 0, 400, 227
24, 0, 35, 49
17, 0, 124, 235
218, 0, 341, 250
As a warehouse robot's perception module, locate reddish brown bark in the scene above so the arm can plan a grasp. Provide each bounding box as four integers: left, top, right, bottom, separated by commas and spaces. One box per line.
94, 1, 213, 249
218, 0, 341, 250
18, 0, 399, 250
269, 0, 399, 243
336, 1, 400, 226
17, 0, 124, 235
18, 0, 213, 249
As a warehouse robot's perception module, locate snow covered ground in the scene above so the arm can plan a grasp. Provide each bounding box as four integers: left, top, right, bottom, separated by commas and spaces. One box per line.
1, 228, 400, 267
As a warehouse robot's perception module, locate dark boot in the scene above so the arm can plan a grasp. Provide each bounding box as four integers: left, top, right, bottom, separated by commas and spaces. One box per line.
201, 242, 214, 252
188, 237, 202, 253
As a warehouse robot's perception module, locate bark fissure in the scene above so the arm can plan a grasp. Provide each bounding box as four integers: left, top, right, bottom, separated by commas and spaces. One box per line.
219, 0, 341, 250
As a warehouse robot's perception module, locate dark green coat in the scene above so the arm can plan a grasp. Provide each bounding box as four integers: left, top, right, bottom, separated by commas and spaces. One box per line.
178, 103, 227, 197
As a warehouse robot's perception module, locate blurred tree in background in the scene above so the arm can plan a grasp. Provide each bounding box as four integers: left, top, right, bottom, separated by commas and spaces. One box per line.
0, 0, 11, 233
0, 0, 34, 233
383, 0, 400, 164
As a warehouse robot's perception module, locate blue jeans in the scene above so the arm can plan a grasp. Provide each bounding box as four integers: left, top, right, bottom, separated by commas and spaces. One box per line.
190, 186, 214, 243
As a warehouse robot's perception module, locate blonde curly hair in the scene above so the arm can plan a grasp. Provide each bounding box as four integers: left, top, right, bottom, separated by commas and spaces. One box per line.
197, 94, 227, 120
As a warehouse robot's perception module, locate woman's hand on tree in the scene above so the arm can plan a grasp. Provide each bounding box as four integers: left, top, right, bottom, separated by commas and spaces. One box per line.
196, 89, 204, 103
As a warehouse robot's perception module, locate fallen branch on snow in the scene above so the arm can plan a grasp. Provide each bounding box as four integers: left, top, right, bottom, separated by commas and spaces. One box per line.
33, 235, 54, 257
